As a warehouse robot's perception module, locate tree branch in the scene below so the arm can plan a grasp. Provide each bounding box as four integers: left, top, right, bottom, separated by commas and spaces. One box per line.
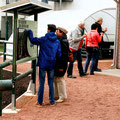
114, 0, 120, 4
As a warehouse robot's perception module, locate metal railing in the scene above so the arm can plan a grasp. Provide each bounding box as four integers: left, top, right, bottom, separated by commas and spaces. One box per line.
0, 40, 13, 58
0, 38, 37, 115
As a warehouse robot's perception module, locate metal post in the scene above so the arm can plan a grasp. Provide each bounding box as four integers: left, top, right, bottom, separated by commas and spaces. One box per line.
0, 67, 2, 116
12, 9, 18, 110
3, 0, 9, 62
3, 17, 9, 62
60, 0, 62, 10
31, 60, 36, 95
31, 14, 37, 95
0, 68, 2, 80
0, 92, 2, 116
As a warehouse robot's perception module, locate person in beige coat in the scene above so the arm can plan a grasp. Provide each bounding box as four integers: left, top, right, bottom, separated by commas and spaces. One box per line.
54, 27, 69, 103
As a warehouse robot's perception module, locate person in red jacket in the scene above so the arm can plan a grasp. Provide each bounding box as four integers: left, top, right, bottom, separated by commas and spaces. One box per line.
84, 23, 103, 75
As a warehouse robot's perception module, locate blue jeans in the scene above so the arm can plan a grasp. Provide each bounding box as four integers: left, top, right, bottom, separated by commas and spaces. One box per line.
84, 47, 98, 74
94, 49, 99, 70
67, 49, 84, 76
38, 68, 55, 104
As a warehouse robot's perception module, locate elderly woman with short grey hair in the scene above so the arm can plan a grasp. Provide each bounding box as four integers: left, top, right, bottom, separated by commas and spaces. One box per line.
67, 21, 87, 78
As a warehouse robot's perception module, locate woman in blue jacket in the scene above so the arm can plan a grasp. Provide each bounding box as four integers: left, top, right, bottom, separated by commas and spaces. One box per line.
27, 24, 61, 106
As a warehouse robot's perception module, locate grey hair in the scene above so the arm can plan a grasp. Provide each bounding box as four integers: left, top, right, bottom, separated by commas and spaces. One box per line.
78, 21, 85, 27
96, 17, 103, 22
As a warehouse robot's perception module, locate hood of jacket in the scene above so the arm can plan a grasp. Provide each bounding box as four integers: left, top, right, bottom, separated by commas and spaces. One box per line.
45, 32, 58, 42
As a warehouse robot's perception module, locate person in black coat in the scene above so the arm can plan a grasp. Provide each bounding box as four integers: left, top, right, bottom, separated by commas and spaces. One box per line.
54, 27, 69, 103
93, 17, 107, 71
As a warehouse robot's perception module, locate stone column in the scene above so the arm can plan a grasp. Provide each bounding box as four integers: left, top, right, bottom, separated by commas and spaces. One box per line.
114, 0, 120, 68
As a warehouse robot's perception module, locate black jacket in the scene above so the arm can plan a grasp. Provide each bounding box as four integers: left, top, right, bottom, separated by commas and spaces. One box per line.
95, 22, 104, 34
94, 22, 104, 47
54, 34, 69, 77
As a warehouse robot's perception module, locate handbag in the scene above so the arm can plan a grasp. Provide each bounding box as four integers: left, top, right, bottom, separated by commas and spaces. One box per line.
68, 50, 73, 62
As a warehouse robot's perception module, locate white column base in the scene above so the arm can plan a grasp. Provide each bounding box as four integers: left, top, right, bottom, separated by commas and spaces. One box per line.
2, 109, 20, 114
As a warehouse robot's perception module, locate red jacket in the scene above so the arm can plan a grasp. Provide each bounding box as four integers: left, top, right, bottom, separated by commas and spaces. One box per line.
85, 30, 102, 48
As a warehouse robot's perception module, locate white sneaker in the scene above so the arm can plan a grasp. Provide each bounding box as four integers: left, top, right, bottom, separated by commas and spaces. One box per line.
56, 99, 65, 103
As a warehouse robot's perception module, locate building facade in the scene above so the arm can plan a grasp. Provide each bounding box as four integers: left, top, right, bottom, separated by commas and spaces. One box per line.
0, 0, 53, 39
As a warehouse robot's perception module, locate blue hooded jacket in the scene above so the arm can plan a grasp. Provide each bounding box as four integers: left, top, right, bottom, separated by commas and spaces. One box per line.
28, 30, 61, 69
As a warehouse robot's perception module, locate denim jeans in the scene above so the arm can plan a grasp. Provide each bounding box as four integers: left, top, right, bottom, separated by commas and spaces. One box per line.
84, 47, 98, 74
67, 49, 84, 76
38, 68, 55, 104
94, 49, 99, 70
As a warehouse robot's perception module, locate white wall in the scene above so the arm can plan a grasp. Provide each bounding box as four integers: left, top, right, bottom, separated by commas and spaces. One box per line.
55, 0, 116, 11
36, 10, 91, 37
0, 0, 6, 30
35, 0, 116, 37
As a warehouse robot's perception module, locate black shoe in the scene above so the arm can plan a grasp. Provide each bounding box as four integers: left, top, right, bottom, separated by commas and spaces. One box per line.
67, 75, 76, 78
94, 68, 102, 72
90, 73, 94, 75
80, 73, 88, 77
